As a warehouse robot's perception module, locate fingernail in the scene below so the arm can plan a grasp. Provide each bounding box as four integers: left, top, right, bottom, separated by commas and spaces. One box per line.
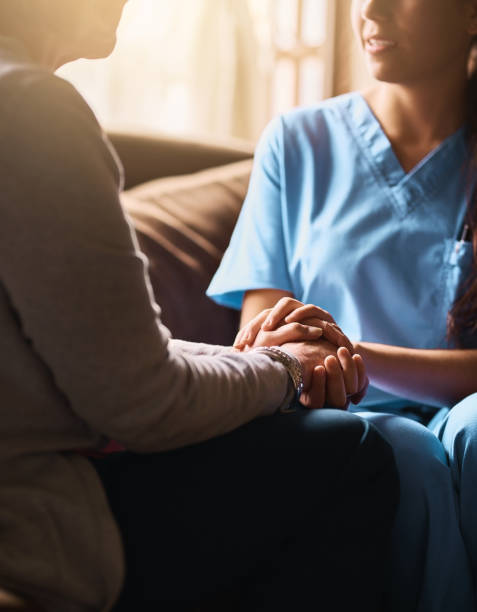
337, 346, 348, 357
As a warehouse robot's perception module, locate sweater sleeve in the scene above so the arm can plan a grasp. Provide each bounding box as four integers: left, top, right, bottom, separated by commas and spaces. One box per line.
169, 338, 233, 356
0, 72, 290, 453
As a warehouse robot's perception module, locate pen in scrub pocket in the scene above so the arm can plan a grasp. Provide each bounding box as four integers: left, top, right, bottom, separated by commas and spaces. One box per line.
454, 221, 472, 255
459, 223, 471, 243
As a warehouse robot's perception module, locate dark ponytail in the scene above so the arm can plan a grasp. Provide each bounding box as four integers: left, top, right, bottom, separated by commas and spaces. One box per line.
447, 36, 477, 347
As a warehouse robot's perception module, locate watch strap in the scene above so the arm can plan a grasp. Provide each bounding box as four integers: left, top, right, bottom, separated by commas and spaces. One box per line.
252, 346, 304, 408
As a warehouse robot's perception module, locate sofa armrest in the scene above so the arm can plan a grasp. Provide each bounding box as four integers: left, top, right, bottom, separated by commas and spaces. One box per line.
108, 130, 254, 189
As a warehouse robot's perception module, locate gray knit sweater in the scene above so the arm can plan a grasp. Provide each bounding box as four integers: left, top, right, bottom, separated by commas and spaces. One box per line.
0, 37, 290, 612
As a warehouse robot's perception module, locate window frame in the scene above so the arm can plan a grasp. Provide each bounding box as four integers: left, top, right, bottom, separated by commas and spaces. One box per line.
271, 0, 336, 112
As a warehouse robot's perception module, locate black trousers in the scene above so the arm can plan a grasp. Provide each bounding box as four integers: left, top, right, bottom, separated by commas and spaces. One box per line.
92, 408, 399, 612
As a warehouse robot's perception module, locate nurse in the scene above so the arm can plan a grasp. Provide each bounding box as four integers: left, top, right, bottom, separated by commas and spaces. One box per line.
0, 1, 401, 611
208, 0, 477, 610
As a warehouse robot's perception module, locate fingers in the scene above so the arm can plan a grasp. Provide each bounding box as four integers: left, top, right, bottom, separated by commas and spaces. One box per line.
268, 322, 323, 346
300, 365, 326, 409
337, 347, 358, 396
251, 323, 323, 348
354, 354, 366, 394
283, 303, 336, 325
234, 309, 271, 348
319, 320, 354, 352
350, 387, 368, 405
241, 296, 352, 352
262, 297, 308, 330
335, 349, 369, 405
350, 354, 369, 405
300, 350, 368, 410
324, 355, 348, 409
285, 308, 352, 351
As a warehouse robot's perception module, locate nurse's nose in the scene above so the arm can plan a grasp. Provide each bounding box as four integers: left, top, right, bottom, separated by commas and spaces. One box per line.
360, 0, 392, 22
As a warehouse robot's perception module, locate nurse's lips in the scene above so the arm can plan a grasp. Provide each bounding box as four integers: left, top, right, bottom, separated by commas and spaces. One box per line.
364, 37, 397, 54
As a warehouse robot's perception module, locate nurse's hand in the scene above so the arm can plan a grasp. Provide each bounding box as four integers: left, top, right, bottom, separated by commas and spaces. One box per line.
238, 318, 325, 349
310, 347, 368, 408
234, 297, 353, 352
280, 342, 368, 409
330, 347, 368, 407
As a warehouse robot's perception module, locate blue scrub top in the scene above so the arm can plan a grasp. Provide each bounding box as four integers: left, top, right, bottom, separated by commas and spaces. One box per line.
207, 93, 474, 407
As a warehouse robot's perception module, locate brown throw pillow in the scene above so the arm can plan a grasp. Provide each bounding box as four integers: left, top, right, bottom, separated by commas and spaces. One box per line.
121, 159, 253, 345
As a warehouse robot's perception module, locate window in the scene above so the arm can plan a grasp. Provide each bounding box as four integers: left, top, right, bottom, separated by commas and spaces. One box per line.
270, 0, 335, 115
58, 0, 335, 141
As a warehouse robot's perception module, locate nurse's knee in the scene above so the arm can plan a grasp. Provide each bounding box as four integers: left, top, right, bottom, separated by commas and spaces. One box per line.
361, 412, 447, 467
442, 393, 477, 465
301, 408, 391, 452
358, 412, 457, 519
360, 412, 448, 488
271, 408, 396, 475
301, 410, 398, 490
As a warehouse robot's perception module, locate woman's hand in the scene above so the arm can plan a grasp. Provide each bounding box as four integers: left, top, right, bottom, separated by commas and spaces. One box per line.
235, 297, 353, 352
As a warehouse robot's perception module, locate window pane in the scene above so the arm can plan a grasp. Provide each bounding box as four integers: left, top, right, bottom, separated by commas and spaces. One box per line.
301, 0, 327, 46
274, 0, 298, 50
299, 57, 324, 106
272, 58, 296, 115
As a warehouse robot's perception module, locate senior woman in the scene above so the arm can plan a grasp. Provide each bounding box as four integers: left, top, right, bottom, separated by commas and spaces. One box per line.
0, 2, 398, 611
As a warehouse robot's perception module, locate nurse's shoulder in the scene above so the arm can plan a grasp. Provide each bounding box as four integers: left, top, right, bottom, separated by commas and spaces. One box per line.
258, 92, 361, 162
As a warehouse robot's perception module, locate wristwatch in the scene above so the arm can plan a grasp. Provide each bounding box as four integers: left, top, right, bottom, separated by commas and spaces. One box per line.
252, 346, 304, 408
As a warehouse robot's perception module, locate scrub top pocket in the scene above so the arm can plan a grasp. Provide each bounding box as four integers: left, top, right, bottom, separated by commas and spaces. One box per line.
443, 239, 474, 321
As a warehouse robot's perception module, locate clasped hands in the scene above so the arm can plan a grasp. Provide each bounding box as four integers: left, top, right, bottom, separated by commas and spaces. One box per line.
234, 298, 368, 409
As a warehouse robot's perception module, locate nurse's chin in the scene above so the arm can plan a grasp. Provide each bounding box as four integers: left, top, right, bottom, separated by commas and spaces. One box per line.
363, 60, 415, 85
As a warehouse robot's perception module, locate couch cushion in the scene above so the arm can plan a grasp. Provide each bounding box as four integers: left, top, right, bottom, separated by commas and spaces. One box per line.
121, 159, 253, 345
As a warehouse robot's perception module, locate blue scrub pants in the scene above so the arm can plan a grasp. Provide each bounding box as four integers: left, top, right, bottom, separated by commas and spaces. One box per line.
359, 393, 477, 612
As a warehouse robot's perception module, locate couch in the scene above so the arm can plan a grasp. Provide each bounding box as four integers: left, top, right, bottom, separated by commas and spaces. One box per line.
112, 129, 255, 346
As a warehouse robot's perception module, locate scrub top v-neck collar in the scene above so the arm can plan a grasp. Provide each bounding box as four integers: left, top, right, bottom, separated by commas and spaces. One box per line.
341, 93, 467, 220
